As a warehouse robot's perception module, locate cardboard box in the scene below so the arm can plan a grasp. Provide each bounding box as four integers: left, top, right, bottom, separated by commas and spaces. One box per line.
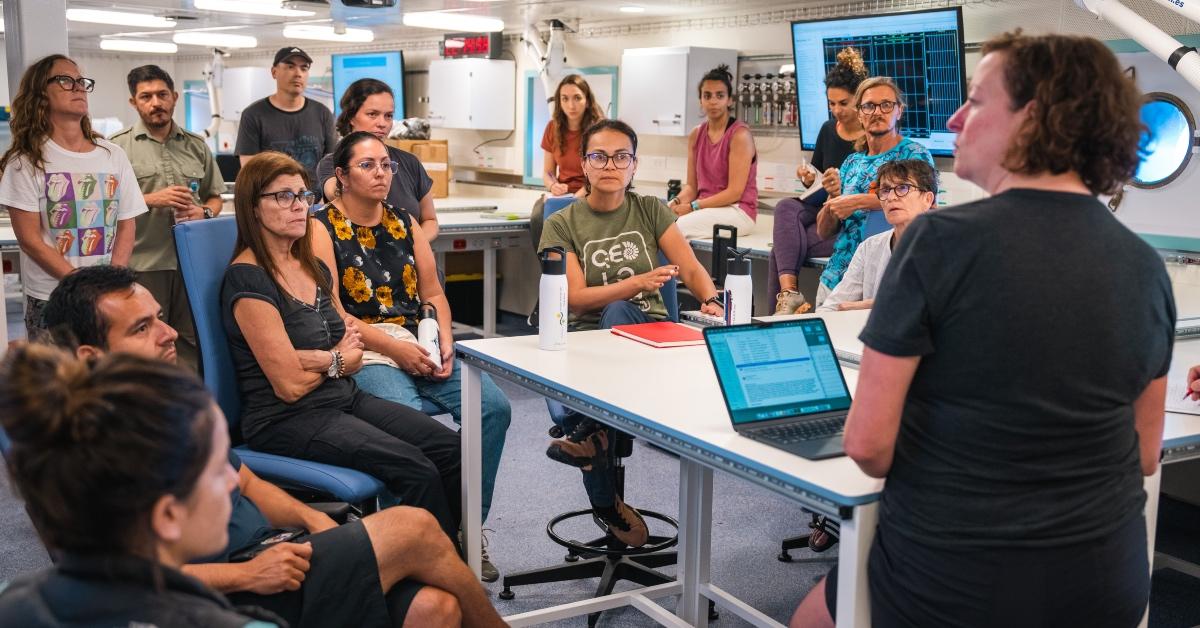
385, 139, 450, 198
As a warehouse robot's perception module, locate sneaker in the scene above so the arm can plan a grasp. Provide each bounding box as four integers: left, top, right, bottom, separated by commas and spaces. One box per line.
594, 497, 650, 547
458, 529, 500, 582
775, 289, 812, 315
545, 420, 609, 471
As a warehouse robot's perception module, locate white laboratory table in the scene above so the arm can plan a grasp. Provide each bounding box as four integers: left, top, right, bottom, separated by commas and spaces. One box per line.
458, 328, 882, 627
431, 183, 543, 337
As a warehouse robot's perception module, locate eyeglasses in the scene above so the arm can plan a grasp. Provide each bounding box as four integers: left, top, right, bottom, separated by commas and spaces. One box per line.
584, 152, 636, 170
858, 100, 898, 114
260, 190, 317, 207
876, 183, 925, 200
47, 75, 96, 93
353, 160, 399, 174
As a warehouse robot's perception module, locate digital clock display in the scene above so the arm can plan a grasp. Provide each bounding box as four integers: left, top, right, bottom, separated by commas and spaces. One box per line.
441, 32, 501, 59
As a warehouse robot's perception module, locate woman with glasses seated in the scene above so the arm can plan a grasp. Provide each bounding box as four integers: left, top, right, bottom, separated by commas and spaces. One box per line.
668, 64, 759, 239
310, 131, 512, 581
0, 54, 147, 341
0, 344, 277, 627
315, 79, 439, 238
812, 77, 934, 307
539, 119, 724, 547
818, 160, 938, 312
221, 151, 463, 543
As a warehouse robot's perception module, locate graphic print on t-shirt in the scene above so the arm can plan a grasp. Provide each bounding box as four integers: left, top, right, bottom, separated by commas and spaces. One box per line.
582, 230, 655, 312
44, 171, 121, 258
270, 136, 324, 173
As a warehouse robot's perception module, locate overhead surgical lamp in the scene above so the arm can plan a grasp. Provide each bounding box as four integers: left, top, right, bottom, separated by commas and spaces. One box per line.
1075, 0, 1200, 94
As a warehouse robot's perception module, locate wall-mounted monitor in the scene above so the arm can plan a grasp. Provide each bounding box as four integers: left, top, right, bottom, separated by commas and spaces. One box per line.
791, 7, 966, 158
331, 51, 406, 118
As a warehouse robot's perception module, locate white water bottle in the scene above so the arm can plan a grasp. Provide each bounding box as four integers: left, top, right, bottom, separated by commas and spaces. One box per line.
416, 302, 442, 370
539, 247, 568, 351
724, 247, 753, 325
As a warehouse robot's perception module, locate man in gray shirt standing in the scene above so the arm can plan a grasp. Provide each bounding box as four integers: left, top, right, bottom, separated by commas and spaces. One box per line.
235, 47, 336, 184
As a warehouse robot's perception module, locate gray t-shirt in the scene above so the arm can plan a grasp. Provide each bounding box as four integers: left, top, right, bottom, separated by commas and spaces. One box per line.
235, 97, 337, 184
316, 144, 432, 220
539, 192, 676, 330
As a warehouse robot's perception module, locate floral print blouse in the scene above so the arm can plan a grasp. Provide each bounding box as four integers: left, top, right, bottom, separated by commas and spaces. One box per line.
313, 202, 421, 326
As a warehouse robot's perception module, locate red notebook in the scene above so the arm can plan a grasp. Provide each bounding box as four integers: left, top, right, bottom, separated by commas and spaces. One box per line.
610, 322, 704, 348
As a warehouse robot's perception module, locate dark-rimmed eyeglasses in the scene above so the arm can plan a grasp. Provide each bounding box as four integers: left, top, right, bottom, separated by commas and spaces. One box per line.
876, 183, 925, 200
353, 160, 399, 174
858, 100, 898, 114
48, 75, 96, 93
260, 190, 317, 207
584, 152, 636, 170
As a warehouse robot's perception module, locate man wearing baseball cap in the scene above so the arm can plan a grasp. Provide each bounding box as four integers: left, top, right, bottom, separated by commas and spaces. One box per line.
235, 47, 336, 185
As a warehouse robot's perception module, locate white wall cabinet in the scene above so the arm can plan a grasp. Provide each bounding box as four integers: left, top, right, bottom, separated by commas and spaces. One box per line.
428, 59, 515, 130
619, 46, 739, 137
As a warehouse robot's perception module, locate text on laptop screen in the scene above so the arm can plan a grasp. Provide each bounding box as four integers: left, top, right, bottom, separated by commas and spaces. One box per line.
708, 321, 851, 425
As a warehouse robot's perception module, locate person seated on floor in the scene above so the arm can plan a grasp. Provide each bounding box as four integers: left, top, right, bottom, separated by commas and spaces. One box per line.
817, 159, 938, 312
41, 265, 506, 628
0, 343, 278, 627
310, 131, 512, 582
770, 47, 868, 314
222, 151, 465, 546
539, 118, 724, 547
667, 64, 759, 239
315, 78, 439, 238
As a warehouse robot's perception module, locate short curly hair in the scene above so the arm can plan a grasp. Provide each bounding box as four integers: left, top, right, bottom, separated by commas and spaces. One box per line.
982, 31, 1143, 196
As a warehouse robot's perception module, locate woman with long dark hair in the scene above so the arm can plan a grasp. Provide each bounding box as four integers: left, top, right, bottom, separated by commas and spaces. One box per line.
0, 54, 147, 340
315, 78, 439, 238
529, 74, 606, 246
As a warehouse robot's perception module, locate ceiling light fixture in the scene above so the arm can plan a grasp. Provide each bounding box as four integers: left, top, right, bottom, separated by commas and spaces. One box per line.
282, 25, 375, 43
99, 39, 179, 54
173, 32, 259, 48
66, 9, 177, 28
619, 6, 647, 13
193, 0, 316, 18
402, 11, 504, 33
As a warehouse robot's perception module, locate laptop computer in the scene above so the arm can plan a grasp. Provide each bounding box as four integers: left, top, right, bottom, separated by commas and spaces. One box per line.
703, 319, 851, 460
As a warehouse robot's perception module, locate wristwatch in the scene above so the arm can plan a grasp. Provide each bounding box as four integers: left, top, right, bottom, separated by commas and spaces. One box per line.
703, 295, 723, 308
202, 207, 214, 219
326, 350, 343, 379
690, 200, 701, 212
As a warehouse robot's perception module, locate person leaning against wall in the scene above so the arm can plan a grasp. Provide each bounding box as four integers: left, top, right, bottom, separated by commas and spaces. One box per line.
0, 54, 147, 341
668, 64, 759, 239
110, 64, 225, 373
791, 30, 1174, 628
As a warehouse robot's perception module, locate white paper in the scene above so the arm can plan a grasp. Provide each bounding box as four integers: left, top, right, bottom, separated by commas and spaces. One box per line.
1166, 377, 1200, 415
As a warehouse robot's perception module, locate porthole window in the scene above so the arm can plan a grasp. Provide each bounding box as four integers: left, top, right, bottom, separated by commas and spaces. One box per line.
1133, 92, 1195, 189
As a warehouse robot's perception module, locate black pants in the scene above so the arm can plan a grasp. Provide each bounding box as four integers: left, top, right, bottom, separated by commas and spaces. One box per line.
826, 514, 1149, 628
250, 391, 462, 540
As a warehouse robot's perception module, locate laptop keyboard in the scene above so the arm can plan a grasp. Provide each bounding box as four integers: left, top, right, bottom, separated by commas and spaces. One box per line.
751, 417, 846, 443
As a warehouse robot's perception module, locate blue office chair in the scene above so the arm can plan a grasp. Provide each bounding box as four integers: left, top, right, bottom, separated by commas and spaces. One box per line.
174, 216, 387, 507
0, 424, 10, 461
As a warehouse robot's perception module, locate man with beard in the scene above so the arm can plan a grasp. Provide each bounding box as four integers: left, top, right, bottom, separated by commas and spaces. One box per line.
110, 64, 224, 372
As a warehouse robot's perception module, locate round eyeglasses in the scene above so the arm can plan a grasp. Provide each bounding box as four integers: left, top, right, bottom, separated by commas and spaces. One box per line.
876, 183, 925, 200
48, 75, 96, 93
584, 152, 636, 170
858, 100, 898, 115
354, 160, 400, 174
260, 190, 318, 207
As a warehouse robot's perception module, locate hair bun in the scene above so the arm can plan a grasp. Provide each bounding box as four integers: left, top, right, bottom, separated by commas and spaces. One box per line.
0, 343, 95, 448
715, 63, 732, 80
836, 47, 868, 79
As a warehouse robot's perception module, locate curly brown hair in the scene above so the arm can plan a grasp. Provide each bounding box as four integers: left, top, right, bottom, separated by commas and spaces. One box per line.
0, 55, 103, 175
982, 31, 1143, 195
550, 74, 605, 156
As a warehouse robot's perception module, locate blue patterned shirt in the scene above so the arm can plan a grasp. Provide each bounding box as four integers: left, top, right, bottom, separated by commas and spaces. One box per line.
818, 138, 934, 290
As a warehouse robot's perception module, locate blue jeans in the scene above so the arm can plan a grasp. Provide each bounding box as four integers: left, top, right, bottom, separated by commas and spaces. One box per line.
555, 301, 655, 508
354, 361, 511, 522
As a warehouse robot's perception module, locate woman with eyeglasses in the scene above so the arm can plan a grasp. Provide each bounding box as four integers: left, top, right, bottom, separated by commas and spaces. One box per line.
221, 151, 464, 543
817, 160, 938, 312
310, 132, 512, 580
668, 64, 759, 239
0, 54, 148, 341
315, 78, 439, 238
812, 76, 934, 307
539, 119, 723, 547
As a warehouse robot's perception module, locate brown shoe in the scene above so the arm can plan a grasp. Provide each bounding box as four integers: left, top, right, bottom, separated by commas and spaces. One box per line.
775, 289, 812, 315
596, 497, 649, 547
546, 426, 609, 471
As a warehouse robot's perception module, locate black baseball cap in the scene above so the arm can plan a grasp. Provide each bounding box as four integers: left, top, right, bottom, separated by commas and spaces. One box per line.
273, 46, 313, 66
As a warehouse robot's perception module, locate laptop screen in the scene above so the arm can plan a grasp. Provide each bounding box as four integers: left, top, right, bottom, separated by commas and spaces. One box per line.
704, 319, 852, 425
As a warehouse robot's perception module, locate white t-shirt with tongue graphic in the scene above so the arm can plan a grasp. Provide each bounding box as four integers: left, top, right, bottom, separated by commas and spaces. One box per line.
0, 138, 148, 300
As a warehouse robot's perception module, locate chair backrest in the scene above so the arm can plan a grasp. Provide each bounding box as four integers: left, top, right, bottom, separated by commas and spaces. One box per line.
0, 424, 10, 461
863, 209, 891, 239
174, 216, 243, 432
542, 194, 576, 222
